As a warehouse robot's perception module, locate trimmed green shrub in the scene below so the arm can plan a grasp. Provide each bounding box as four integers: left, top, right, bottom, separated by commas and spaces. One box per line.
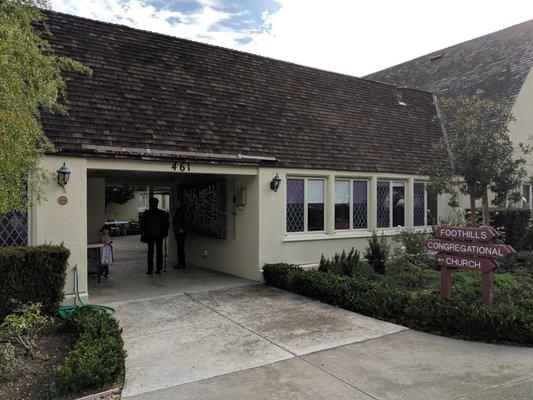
0, 245, 70, 320
491, 208, 531, 250
263, 263, 302, 290
394, 229, 428, 256
263, 264, 532, 345
319, 247, 360, 277
54, 308, 126, 396
364, 231, 390, 274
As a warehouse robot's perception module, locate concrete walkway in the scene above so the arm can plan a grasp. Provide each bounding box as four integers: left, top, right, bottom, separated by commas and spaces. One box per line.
90, 237, 533, 400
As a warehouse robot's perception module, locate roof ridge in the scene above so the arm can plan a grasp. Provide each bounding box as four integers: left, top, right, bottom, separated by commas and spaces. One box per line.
44, 9, 435, 96
365, 18, 533, 78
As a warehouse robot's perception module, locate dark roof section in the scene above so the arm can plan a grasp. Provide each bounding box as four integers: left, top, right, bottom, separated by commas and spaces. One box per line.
41, 11, 443, 173
365, 20, 533, 108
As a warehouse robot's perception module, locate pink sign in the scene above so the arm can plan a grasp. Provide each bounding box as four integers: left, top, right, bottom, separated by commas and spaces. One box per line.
435, 225, 499, 242
427, 239, 515, 259
436, 254, 497, 272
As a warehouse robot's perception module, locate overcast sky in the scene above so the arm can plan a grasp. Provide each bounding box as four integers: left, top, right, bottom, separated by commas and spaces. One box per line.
50, 0, 533, 76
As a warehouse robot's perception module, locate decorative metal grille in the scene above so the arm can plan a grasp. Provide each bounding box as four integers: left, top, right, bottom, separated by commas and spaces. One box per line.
413, 183, 425, 226
0, 211, 28, 247
286, 178, 304, 232
353, 180, 368, 229
377, 182, 390, 228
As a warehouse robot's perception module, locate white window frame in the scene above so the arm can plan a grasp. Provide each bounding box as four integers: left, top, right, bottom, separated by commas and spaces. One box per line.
377, 180, 406, 229
334, 179, 369, 231
414, 182, 438, 227
285, 177, 326, 234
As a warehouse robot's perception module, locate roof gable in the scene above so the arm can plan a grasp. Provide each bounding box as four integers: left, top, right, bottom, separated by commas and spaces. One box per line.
365, 20, 533, 109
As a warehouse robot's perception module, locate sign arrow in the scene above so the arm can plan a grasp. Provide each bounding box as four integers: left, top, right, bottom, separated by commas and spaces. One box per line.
436, 253, 497, 272
435, 225, 499, 242
427, 239, 516, 259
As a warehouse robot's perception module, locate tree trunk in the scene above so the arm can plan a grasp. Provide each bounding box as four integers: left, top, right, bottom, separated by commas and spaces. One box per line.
469, 191, 477, 227
481, 187, 490, 226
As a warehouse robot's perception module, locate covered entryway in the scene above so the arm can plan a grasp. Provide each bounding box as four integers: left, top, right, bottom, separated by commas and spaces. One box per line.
84, 158, 261, 302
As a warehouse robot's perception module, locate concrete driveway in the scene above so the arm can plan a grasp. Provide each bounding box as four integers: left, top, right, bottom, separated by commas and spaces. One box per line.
103, 282, 532, 400
91, 237, 532, 399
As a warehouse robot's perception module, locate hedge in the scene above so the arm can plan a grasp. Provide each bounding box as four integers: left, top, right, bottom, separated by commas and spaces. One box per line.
263, 264, 532, 345
491, 208, 531, 250
0, 245, 70, 320
54, 307, 126, 396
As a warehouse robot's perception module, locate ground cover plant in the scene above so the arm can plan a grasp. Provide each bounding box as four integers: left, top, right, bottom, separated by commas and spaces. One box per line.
263, 230, 533, 346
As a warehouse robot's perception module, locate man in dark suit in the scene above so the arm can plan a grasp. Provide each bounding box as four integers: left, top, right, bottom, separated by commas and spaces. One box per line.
141, 197, 169, 275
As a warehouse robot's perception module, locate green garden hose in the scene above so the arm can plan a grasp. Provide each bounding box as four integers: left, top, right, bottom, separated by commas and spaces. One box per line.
58, 266, 115, 318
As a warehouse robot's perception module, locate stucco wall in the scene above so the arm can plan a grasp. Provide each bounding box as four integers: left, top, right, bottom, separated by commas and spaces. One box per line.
184, 175, 260, 281
32, 156, 88, 303
509, 66, 533, 178
87, 178, 105, 243
105, 192, 142, 221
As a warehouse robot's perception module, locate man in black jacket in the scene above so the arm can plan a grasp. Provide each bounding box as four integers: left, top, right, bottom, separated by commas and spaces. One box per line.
141, 197, 169, 275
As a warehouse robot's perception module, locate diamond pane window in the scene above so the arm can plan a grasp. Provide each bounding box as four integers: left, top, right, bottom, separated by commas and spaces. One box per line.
335, 181, 350, 230
413, 183, 425, 226
286, 178, 304, 232
377, 181, 390, 228
307, 179, 324, 231
0, 211, 28, 247
353, 180, 368, 229
427, 189, 438, 226
392, 182, 405, 227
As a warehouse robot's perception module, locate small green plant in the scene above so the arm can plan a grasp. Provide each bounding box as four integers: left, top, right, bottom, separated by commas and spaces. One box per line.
394, 229, 428, 256
364, 231, 390, 274
0, 342, 21, 380
319, 247, 360, 277
54, 308, 126, 396
0, 302, 53, 358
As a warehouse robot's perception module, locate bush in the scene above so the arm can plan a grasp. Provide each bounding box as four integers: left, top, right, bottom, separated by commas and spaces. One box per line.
54, 307, 126, 396
525, 226, 533, 250
0, 302, 53, 358
394, 229, 428, 256
364, 231, 390, 274
491, 208, 531, 250
263, 264, 532, 345
0, 245, 70, 320
319, 247, 360, 277
263, 263, 302, 290
385, 258, 439, 291
0, 342, 21, 380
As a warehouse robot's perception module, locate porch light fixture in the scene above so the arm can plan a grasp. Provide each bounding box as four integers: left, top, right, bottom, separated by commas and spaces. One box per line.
270, 173, 281, 192
57, 163, 71, 186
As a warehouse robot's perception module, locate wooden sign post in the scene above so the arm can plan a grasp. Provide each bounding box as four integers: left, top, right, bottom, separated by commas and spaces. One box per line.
426, 225, 516, 306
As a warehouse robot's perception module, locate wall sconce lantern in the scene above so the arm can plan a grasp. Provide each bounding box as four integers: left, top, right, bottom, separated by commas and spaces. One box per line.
57, 162, 71, 186
270, 173, 281, 192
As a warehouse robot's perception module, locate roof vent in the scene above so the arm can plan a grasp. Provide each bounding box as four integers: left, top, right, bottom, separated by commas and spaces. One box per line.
395, 87, 406, 106
429, 52, 444, 61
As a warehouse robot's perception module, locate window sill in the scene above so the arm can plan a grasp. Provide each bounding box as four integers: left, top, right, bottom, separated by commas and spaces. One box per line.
283, 230, 373, 242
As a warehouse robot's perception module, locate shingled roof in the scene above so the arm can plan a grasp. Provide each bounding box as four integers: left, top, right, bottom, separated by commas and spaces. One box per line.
366, 20, 533, 109
40, 11, 443, 174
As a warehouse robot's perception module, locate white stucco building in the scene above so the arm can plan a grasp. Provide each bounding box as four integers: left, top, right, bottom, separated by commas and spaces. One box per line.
2, 13, 531, 304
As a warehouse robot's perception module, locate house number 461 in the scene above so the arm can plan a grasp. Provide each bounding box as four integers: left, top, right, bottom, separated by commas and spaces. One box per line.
171, 162, 191, 172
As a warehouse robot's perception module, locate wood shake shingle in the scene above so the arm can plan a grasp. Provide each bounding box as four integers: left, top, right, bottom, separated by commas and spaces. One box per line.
41, 11, 443, 173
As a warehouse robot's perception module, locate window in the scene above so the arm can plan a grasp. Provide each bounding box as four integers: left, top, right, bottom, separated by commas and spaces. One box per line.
377, 181, 405, 228
286, 178, 325, 233
139, 194, 148, 209
524, 184, 532, 210
335, 181, 350, 229
334, 180, 368, 230
0, 211, 28, 247
414, 182, 438, 227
